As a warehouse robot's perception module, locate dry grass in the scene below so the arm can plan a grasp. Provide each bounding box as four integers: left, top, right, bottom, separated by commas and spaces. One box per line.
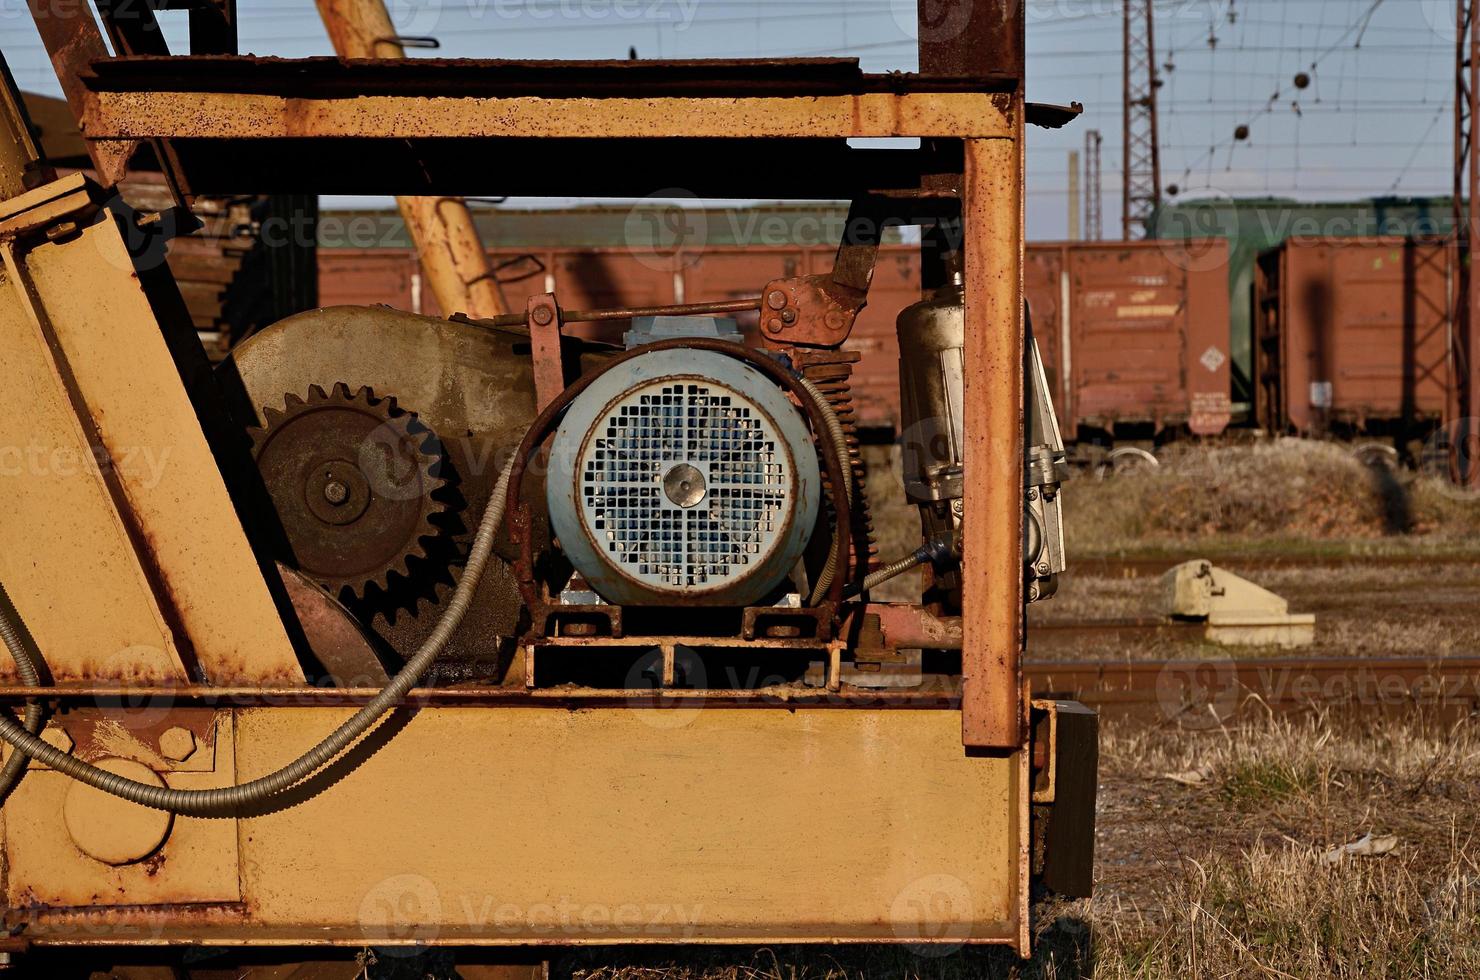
1080, 713, 1480, 980
1066, 439, 1480, 558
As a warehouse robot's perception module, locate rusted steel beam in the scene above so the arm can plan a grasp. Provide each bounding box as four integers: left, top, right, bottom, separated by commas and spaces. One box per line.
21, 0, 136, 184
959, 133, 1025, 750
78, 90, 1013, 141
918, 0, 1025, 83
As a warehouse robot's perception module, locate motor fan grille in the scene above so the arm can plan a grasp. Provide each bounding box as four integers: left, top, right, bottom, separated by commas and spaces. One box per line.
577, 379, 793, 593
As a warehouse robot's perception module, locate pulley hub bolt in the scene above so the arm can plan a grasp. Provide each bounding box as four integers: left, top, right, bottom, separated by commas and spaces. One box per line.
323, 480, 350, 505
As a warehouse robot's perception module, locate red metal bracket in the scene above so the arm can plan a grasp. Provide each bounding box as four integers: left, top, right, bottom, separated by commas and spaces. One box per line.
526, 292, 565, 412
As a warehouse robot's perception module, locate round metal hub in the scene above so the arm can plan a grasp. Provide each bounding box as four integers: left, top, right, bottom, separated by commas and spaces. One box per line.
662, 463, 708, 508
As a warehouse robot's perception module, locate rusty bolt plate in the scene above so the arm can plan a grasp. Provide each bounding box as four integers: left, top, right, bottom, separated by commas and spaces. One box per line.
158, 726, 198, 762
63, 757, 173, 866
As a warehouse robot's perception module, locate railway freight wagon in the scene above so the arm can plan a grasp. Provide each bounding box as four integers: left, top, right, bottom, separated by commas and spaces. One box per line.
1022, 240, 1232, 441
320, 237, 1231, 439
1254, 238, 1457, 440
1152, 195, 1458, 411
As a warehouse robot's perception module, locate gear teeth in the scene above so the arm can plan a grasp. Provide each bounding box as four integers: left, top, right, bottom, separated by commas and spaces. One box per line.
250, 381, 453, 608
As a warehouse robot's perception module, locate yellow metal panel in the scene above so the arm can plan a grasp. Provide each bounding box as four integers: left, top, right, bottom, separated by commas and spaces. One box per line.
80, 91, 1013, 141
0, 247, 185, 683
13, 216, 303, 684
200, 707, 1024, 947
4, 714, 241, 908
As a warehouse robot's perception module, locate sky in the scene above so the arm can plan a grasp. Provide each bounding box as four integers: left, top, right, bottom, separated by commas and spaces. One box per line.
0, 0, 1457, 239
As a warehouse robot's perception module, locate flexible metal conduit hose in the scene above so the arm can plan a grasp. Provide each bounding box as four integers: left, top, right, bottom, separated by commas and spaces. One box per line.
860, 552, 925, 594
0, 456, 517, 817
0, 583, 45, 801
796, 373, 854, 606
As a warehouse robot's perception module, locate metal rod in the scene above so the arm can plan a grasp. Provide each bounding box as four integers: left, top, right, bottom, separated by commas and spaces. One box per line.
478, 296, 764, 328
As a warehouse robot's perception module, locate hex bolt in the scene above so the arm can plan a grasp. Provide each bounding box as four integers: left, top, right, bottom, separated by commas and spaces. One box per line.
765, 289, 788, 311
531, 305, 554, 326
323, 480, 350, 506
158, 726, 197, 762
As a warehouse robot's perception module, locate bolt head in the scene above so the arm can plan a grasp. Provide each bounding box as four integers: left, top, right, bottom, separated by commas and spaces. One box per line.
780, 308, 798, 324
323, 480, 350, 506
765, 289, 788, 311
531, 306, 554, 326
158, 726, 197, 762
41, 725, 74, 754
764, 317, 785, 334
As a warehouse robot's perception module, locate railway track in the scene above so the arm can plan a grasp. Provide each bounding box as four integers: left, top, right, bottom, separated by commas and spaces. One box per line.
1068, 553, 1480, 578
1026, 655, 1480, 723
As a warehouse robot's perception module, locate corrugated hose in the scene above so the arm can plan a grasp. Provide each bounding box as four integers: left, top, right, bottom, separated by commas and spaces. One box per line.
0, 455, 516, 817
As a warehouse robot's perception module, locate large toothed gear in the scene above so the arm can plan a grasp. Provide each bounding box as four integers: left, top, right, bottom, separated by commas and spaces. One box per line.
250, 383, 448, 602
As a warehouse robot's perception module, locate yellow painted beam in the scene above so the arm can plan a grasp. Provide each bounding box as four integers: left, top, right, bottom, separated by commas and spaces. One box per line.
80, 91, 1014, 141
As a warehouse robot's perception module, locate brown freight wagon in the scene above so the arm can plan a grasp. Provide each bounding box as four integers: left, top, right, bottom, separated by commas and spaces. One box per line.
1254, 238, 1455, 436
319, 239, 1232, 438
1022, 240, 1233, 440
318, 243, 922, 428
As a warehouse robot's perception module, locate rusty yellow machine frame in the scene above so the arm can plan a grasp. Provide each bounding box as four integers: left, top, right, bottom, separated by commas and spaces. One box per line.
0, 0, 1094, 962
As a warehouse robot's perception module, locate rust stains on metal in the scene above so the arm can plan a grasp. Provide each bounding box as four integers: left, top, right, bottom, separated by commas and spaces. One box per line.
78, 87, 1013, 142
959, 134, 1025, 750
525, 293, 566, 412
